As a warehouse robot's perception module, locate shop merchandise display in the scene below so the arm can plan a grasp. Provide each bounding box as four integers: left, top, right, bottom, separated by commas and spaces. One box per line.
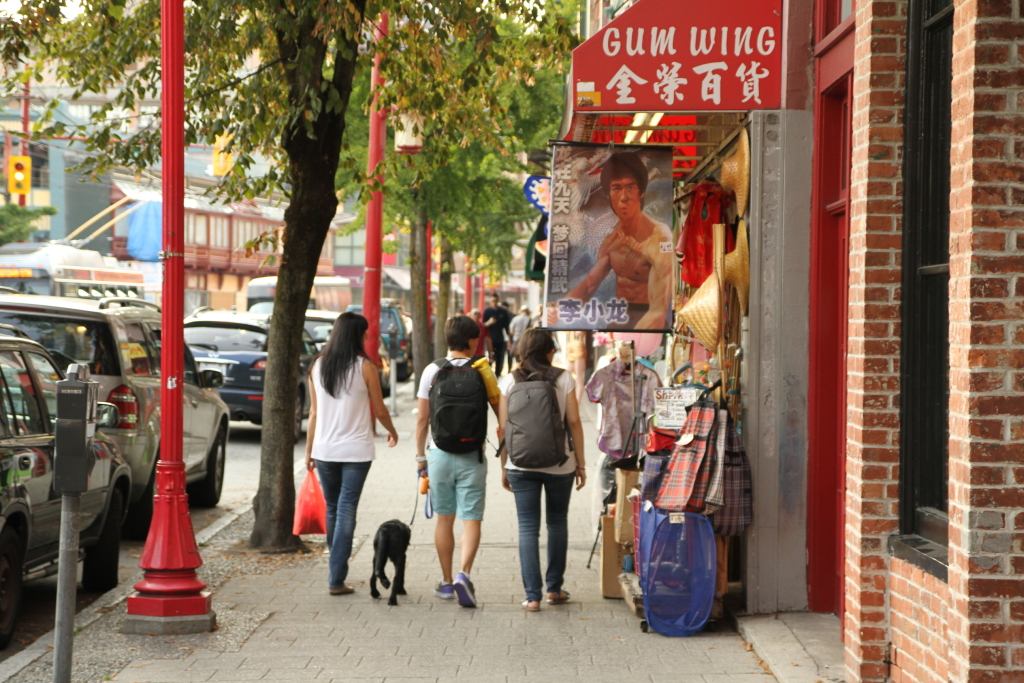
675, 180, 736, 288
585, 356, 661, 461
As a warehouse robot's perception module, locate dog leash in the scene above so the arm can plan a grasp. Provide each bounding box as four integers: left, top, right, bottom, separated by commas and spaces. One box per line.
409, 472, 433, 527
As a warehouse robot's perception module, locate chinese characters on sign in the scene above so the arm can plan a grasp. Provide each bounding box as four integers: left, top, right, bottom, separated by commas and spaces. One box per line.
571, 0, 783, 112
543, 143, 674, 332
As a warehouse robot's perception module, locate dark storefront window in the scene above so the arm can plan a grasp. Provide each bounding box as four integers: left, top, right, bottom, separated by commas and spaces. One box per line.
894, 0, 954, 576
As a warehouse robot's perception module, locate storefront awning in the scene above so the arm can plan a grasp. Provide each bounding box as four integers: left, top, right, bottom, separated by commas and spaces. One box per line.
382, 266, 411, 290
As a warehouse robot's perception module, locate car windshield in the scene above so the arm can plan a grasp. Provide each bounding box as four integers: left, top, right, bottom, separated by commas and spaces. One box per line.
0, 312, 120, 375
248, 302, 274, 314
304, 320, 335, 343
185, 325, 268, 352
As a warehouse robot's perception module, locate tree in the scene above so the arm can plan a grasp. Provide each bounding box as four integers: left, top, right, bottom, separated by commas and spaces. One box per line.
1, 0, 575, 551
0, 203, 57, 246
338, 63, 567, 384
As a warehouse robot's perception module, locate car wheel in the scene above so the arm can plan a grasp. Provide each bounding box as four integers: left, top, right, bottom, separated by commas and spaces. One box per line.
0, 527, 24, 649
82, 489, 123, 593
397, 362, 412, 383
294, 392, 305, 442
122, 467, 154, 541
189, 427, 226, 508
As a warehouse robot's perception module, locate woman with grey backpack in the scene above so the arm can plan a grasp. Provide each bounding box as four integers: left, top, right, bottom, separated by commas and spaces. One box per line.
498, 328, 587, 612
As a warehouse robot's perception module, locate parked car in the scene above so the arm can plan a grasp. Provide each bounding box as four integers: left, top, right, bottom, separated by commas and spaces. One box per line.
0, 327, 130, 648
346, 303, 412, 381
184, 310, 316, 437
303, 309, 391, 397
0, 295, 231, 539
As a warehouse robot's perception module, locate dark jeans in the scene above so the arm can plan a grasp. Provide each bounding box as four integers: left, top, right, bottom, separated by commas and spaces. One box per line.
492, 341, 507, 375
315, 460, 372, 589
507, 469, 575, 602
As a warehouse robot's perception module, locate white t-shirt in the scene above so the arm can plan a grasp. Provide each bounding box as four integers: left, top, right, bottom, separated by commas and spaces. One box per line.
310, 359, 375, 462
417, 356, 473, 451
499, 369, 577, 476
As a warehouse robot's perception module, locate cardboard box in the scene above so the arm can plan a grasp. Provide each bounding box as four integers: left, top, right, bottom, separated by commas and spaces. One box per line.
614, 468, 641, 545
601, 515, 630, 599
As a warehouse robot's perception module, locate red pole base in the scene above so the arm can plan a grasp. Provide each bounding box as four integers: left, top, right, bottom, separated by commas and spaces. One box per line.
126, 460, 208, 618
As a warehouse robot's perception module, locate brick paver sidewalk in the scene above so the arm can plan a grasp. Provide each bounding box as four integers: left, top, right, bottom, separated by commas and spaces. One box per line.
111, 382, 774, 683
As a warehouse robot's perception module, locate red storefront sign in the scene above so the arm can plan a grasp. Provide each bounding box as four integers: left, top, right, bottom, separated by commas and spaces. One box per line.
572, 0, 783, 112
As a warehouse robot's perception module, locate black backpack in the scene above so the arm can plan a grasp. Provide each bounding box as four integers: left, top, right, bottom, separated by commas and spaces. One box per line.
428, 358, 488, 460
505, 368, 572, 469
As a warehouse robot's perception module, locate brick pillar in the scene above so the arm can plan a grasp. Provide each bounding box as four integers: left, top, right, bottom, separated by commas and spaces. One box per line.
845, 2, 907, 681
947, 1, 1024, 681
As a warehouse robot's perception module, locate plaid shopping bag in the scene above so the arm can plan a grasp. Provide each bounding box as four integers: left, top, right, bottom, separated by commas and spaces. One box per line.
654, 400, 718, 513
710, 414, 753, 536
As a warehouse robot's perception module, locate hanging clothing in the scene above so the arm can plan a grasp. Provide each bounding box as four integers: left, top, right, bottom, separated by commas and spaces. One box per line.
585, 358, 661, 460
709, 413, 754, 536
675, 181, 736, 288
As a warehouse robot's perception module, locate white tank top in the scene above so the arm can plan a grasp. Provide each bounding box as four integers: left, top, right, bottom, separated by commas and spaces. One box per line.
310, 359, 376, 462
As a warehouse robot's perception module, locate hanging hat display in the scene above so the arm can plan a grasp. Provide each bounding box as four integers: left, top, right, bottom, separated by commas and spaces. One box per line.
724, 220, 750, 315
678, 272, 722, 351
720, 129, 750, 217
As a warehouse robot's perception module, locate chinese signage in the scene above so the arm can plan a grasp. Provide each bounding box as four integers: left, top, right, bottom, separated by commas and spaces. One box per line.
543, 143, 674, 332
572, 0, 783, 112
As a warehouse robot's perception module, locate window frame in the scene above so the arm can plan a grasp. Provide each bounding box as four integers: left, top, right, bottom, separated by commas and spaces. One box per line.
895, 0, 954, 572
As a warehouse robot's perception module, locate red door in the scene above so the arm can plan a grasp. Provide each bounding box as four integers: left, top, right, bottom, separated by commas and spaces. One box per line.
808, 3, 855, 617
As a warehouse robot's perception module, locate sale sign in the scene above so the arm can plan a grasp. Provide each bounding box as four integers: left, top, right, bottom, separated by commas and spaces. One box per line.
572, 0, 784, 112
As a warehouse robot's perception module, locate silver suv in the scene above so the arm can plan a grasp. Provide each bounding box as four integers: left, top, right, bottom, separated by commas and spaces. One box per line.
0, 295, 230, 538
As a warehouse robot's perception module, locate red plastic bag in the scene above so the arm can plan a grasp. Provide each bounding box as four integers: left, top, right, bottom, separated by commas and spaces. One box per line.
293, 469, 327, 535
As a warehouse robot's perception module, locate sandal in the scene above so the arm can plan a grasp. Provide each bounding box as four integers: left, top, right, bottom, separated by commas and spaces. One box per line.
521, 600, 541, 612
546, 591, 571, 605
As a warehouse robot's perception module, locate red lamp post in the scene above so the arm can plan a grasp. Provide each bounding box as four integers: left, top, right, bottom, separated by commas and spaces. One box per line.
362, 13, 389, 363
122, 0, 214, 635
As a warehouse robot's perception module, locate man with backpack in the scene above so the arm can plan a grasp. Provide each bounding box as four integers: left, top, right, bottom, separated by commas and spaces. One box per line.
415, 315, 499, 608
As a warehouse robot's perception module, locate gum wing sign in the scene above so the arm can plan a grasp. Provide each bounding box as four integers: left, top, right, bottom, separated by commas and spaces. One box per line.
572, 0, 783, 112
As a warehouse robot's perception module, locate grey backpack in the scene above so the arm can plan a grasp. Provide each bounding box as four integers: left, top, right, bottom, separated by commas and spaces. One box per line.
505, 368, 572, 469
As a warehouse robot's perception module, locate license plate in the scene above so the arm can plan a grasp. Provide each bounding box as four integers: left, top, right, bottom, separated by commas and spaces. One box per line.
199, 362, 225, 374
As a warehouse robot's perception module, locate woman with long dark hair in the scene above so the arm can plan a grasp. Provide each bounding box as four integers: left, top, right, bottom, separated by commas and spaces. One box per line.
305, 312, 398, 595
498, 328, 586, 611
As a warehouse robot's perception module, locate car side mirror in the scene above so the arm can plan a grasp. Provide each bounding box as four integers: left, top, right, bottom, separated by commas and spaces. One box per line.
200, 369, 225, 388
96, 402, 120, 429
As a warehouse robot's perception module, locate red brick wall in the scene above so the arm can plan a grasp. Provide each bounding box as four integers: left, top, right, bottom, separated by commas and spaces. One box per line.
889, 559, 951, 683
845, 1, 1024, 683
947, 1, 1024, 682
844, 1, 907, 681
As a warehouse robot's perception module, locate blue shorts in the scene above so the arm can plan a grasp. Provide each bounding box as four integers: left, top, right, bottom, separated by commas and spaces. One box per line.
427, 448, 487, 520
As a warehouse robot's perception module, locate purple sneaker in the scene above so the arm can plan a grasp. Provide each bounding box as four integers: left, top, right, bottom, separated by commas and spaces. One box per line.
453, 572, 477, 608
434, 580, 454, 599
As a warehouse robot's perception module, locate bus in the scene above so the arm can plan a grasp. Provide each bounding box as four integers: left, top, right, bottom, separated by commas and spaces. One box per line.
247, 275, 352, 313
0, 243, 145, 299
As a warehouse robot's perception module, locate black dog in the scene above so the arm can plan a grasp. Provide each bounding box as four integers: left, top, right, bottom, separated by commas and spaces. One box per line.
369, 519, 411, 605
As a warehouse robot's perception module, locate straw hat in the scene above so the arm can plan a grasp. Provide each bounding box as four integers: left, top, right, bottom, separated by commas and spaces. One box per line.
724, 220, 750, 315
679, 272, 722, 351
720, 129, 750, 217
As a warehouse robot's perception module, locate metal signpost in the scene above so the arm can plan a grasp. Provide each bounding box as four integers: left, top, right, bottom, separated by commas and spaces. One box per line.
52, 365, 99, 683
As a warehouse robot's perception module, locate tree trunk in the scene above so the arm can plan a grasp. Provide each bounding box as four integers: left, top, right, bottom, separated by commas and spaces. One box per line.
249, 10, 361, 551
249, 159, 337, 552
434, 233, 453, 356
410, 202, 430, 388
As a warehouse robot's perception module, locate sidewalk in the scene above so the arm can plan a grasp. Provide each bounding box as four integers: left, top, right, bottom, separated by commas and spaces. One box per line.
14, 379, 812, 683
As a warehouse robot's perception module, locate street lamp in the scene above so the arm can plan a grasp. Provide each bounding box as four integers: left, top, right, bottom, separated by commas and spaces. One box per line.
122, 0, 214, 635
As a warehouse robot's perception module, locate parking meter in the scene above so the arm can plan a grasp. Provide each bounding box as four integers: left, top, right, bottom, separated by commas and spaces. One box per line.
388, 323, 399, 358
54, 364, 98, 495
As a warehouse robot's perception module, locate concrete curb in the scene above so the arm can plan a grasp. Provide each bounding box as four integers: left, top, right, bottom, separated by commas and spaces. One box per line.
0, 499, 256, 683
737, 613, 845, 683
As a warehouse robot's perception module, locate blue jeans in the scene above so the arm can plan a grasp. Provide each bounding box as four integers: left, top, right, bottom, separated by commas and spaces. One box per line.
507, 470, 575, 602
315, 460, 372, 589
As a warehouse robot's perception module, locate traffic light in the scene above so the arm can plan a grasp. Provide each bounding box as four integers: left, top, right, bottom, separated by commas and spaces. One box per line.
7, 156, 31, 196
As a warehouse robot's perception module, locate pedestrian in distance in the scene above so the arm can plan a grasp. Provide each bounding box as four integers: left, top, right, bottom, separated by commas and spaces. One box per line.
483, 294, 512, 376
470, 309, 492, 359
509, 306, 532, 368
415, 315, 500, 608
498, 328, 586, 612
501, 301, 515, 371
305, 312, 398, 596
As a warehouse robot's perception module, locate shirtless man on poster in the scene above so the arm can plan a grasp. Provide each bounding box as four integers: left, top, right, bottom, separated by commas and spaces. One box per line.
549, 152, 674, 329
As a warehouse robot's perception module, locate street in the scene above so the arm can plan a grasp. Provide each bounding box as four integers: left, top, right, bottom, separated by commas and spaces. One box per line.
0, 421, 306, 664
